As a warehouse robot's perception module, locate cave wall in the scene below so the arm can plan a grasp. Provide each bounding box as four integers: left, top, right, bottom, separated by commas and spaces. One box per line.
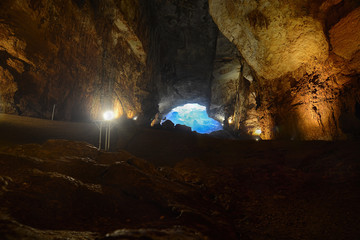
209, 32, 261, 137
209, 0, 360, 140
152, 0, 218, 116
210, 32, 241, 124
0, 0, 154, 121
1, 0, 359, 140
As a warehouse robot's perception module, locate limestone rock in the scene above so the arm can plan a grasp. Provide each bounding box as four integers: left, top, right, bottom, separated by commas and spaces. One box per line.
154, 0, 218, 115
102, 227, 206, 240
0, 0, 153, 121
1, 136, 360, 239
209, 0, 360, 140
0, 140, 238, 239
330, 7, 360, 60
209, 0, 329, 80
0, 215, 99, 240
210, 32, 241, 123
1, 0, 360, 140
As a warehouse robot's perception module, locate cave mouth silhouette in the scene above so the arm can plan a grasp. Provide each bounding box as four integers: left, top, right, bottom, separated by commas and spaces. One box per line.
161, 103, 223, 134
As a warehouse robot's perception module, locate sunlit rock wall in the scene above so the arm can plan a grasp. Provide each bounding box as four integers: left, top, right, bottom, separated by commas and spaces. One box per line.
0, 0, 154, 121
209, 0, 360, 140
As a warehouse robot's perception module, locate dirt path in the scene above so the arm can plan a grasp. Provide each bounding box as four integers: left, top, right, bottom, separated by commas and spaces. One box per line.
0, 113, 99, 147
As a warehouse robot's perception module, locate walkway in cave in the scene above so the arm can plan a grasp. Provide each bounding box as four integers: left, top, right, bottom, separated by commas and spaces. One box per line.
0, 113, 220, 166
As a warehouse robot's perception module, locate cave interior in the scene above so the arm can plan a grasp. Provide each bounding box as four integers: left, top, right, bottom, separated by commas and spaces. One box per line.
0, 0, 360, 239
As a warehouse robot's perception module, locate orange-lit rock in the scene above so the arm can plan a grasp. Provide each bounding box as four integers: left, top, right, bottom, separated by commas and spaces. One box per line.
0, 0, 359, 140
330, 7, 360, 60
209, 0, 360, 140
209, 0, 329, 80
0, 0, 153, 121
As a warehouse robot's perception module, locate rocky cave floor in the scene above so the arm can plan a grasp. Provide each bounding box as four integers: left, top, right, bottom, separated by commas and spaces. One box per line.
0, 114, 359, 240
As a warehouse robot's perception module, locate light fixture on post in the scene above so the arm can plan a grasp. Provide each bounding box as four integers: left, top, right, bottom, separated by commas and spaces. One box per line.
103, 110, 114, 121
254, 128, 262, 142
98, 110, 114, 151
104, 110, 114, 151
254, 129, 262, 135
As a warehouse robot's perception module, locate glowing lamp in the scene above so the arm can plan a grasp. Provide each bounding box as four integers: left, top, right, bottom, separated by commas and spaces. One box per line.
254, 129, 262, 135
103, 110, 114, 121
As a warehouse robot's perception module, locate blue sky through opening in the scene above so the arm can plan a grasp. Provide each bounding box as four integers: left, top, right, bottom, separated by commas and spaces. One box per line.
161, 103, 223, 134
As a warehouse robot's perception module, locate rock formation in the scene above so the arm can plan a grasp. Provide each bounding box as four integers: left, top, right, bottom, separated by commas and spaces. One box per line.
1, 2, 360, 239
151, 0, 218, 115
1, 138, 359, 239
1, 0, 360, 139
0, 0, 154, 121
209, 0, 360, 139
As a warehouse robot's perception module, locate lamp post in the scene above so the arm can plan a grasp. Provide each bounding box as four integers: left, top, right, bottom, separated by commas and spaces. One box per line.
99, 110, 114, 151
98, 120, 102, 150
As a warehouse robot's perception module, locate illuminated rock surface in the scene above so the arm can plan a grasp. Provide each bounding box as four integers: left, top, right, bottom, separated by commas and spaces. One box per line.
209, 0, 329, 80
0, 0, 154, 120
209, 0, 360, 140
329, 7, 360, 60
0, 0, 360, 140
1, 0, 360, 239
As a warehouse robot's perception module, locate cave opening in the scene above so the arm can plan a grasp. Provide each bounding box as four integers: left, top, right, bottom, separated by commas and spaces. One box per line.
160, 103, 223, 134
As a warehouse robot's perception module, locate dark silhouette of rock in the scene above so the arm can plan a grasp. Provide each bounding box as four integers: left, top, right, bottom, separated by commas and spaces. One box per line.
162, 120, 175, 129
1, 138, 360, 240
175, 124, 192, 132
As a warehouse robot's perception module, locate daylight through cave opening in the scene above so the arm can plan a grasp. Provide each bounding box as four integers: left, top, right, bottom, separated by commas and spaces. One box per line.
161, 103, 223, 134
